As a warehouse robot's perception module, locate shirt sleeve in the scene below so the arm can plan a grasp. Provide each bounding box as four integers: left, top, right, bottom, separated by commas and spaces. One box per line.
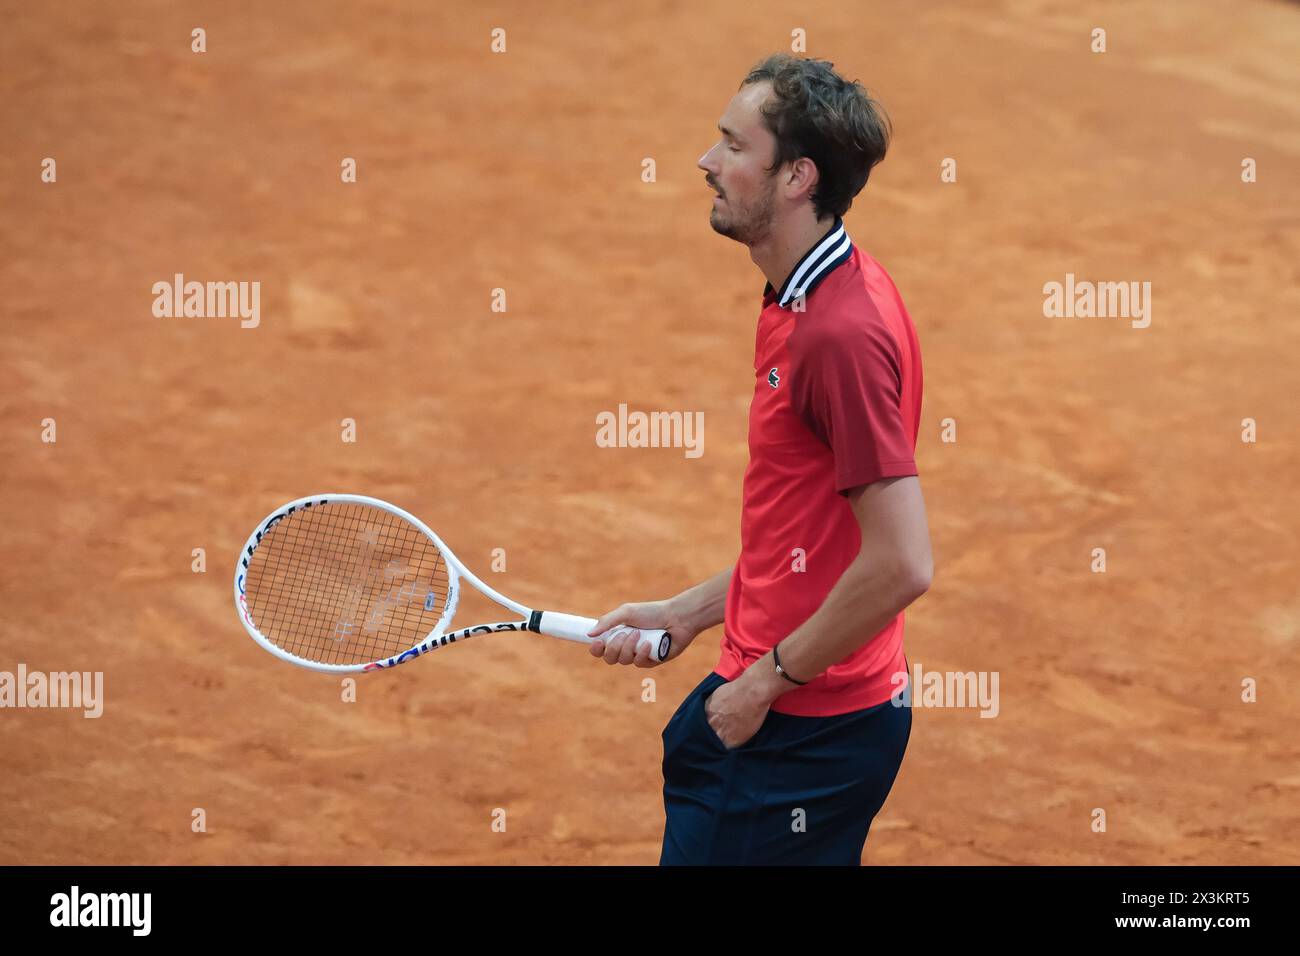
789, 319, 917, 495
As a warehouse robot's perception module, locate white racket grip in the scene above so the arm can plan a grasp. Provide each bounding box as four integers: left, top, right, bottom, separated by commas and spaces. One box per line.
537, 611, 672, 663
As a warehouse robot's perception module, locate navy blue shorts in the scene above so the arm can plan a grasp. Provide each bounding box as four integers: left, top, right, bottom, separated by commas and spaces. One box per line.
660, 670, 911, 865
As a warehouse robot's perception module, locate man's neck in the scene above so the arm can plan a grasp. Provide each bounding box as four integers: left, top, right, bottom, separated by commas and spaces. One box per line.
751, 212, 836, 296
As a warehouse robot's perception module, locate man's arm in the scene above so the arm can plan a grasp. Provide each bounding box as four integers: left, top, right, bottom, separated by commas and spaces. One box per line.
586, 566, 733, 666
666, 566, 732, 635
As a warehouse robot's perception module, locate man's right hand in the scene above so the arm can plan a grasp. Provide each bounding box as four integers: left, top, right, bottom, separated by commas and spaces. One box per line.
586, 600, 701, 668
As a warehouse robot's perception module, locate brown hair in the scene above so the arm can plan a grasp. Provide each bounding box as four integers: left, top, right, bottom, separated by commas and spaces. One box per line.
741, 54, 891, 219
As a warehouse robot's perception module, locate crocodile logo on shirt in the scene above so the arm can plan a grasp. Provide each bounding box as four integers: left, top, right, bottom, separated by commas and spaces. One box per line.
768, 367, 780, 389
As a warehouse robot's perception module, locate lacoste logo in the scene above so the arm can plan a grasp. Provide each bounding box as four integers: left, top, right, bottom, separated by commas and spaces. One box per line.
768, 367, 780, 388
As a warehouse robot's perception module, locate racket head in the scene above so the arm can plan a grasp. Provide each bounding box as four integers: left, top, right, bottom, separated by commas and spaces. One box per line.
234, 495, 462, 672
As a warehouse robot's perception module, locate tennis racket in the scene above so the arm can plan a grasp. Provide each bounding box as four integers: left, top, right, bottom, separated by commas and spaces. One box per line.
234, 494, 671, 673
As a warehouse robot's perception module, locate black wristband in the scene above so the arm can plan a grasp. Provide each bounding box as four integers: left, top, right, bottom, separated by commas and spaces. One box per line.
773, 643, 807, 685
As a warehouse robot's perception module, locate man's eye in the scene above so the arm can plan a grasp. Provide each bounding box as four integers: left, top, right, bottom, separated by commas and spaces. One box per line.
728, 145, 740, 152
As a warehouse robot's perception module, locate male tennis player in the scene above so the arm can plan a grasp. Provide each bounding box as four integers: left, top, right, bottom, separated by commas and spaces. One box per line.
589, 54, 931, 865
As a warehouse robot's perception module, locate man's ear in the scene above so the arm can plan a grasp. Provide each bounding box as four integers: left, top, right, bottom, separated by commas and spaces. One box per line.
786, 156, 820, 200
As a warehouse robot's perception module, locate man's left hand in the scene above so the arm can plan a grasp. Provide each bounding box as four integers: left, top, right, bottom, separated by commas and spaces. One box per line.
703, 675, 777, 749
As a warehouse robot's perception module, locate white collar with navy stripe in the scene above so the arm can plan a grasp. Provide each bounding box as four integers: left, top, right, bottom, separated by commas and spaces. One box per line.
763, 216, 855, 309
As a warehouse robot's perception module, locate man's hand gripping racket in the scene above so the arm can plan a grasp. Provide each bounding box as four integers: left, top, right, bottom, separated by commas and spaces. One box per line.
234, 494, 671, 672
586, 600, 700, 668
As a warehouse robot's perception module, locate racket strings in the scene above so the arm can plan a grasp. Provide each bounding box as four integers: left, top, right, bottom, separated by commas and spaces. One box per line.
244, 503, 450, 665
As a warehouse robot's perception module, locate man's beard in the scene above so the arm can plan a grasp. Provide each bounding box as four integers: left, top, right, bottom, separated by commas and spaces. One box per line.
709, 181, 776, 246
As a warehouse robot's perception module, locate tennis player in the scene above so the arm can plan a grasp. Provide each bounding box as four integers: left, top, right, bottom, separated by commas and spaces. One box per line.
589, 54, 932, 865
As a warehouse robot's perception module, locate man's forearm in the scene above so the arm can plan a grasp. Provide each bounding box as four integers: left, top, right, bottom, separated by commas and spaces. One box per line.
742, 553, 929, 703
667, 566, 733, 634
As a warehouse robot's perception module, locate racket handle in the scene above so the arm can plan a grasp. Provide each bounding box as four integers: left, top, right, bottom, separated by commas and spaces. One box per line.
536, 611, 672, 663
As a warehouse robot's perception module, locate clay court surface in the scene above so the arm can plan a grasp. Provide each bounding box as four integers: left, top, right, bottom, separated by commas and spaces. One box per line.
2, 1, 1298, 864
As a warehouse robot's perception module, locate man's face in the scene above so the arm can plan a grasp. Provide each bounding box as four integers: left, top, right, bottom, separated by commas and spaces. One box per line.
698, 82, 779, 246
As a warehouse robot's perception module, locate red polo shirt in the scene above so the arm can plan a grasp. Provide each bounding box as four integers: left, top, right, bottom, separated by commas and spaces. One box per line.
716, 217, 923, 716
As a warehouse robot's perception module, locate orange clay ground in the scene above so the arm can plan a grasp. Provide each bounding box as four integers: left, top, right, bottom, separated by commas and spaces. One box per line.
2, 0, 1297, 864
